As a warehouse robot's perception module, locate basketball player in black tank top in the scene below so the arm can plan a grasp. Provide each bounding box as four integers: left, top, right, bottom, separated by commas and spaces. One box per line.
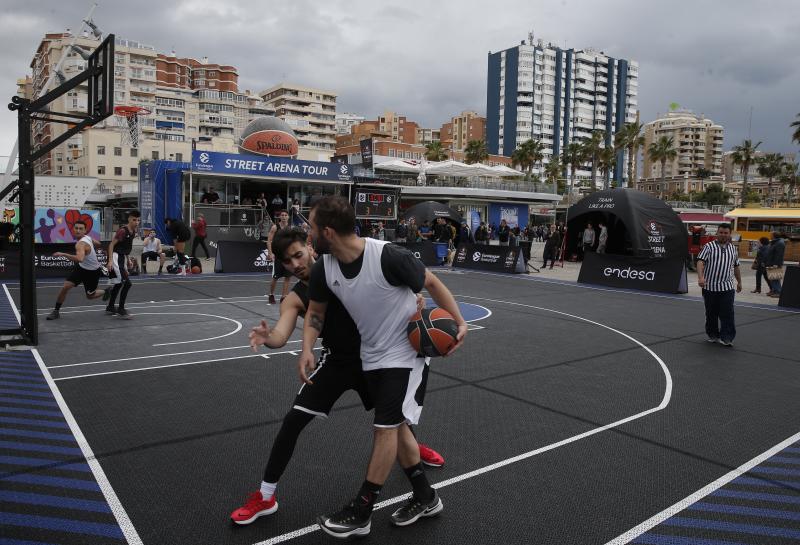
230, 228, 444, 525
103, 210, 140, 319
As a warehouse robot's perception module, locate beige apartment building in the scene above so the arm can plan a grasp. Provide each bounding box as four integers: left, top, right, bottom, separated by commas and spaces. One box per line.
259, 84, 337, 161
440, 111, 486, 152
642, 110, 724, 180
21, 31, 273, 193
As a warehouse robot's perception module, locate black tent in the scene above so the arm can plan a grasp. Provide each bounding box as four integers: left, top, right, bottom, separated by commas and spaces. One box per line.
567, 189, 688, 293
566, 189, 686, 259
401, 201, 463, 225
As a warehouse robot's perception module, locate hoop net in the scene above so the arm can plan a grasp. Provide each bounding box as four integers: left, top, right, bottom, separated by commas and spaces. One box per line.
112, 106, 150, 148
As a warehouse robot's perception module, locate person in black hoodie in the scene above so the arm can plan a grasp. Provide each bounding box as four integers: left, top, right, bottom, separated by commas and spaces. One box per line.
165, 217, 192, 275
542, 225, 561, 269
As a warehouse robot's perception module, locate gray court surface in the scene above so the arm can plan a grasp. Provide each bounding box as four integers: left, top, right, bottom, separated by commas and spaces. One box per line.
5, 269, 800, 545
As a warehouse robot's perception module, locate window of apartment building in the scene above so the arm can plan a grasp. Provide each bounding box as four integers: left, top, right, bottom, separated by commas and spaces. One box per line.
97, 145, 105, 155
175, 153, 183, 162
114, 167, 122, 176
152, 151, 159, 160
130, 167, 138, 177
130, 148, 138, 157
97, 166, 106, 175
114, 147, 122, 156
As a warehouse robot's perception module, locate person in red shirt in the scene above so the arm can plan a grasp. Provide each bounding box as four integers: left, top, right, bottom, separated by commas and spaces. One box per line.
191, 213, 210, 259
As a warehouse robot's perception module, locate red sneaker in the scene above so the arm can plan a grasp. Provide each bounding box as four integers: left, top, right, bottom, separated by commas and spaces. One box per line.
230, 491, 278, 525
418, 443, 444, 467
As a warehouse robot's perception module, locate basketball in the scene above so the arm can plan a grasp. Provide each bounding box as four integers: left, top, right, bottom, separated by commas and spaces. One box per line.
191, 265, 201, 274
407, 307, 460, 357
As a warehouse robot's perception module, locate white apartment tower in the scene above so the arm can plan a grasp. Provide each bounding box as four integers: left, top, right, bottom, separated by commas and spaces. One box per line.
486, 35, 639, 186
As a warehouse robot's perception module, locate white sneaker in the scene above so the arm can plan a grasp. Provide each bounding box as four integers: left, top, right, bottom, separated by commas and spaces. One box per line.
706, 337, 719, 343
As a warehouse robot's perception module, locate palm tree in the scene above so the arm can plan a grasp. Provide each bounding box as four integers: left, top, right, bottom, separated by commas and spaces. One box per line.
614, 122, 645, 188
424, 141, 448, 161
731, 139, 762, 204
564, 141, 588, 199
757, 153, 785, 206
597, 145, 617, 187
464, 139, 488, 165
583, 130, 605, 191
544, 154, 563, 194
791, 113, 800, 146
779, 162, 799, 206
647, 136, 678, 199
510, 139, 544, 180
510, 147, 529, 174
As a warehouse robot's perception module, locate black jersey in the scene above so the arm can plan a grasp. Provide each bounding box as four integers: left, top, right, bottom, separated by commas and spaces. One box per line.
291, 282, 360, 364
113, 226, 136, 256
168, 221, 191, 242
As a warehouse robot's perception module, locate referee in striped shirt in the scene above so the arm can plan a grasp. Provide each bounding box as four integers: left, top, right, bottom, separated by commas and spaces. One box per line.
696, 223, 742, 346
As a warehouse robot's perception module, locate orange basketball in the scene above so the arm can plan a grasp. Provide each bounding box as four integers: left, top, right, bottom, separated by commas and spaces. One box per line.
191, 265, 201, 274
407, 307, 459, 357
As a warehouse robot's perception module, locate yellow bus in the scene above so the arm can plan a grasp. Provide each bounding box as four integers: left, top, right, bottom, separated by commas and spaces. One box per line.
725, 208, 800, 241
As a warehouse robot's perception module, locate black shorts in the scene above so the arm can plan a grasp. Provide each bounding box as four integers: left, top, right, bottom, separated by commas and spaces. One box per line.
141, 251, 161, 262
364, 360, 429, 428
272, 259, 291, 279
293, 350, 372, 417
66, 267, 103, 295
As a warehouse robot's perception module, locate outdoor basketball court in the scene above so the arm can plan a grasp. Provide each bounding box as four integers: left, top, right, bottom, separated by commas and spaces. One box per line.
2, 270, 800, 545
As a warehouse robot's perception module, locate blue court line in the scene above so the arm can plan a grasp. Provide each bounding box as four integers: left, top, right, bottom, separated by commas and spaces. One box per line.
0, 441, 82, 456
1, 473, 100, 492
0, 538, 67, 545
768, 456, 800, 465
633, 534, 753, 545
0, 380, 49, 390
731, 476, 800, 490
0, 490, 110, 514
689, 501, 800, 521
0, 389, 56, 399
0, 428, 76, 442
784, 447, 800, 454
0, 416, 68, 429
750, 466, 800, 477
0, 375, 47, 385
0, 396, 59, 407
0, 455, 90, 473
0, 368, 44, 377
713, 489, 800, 505
0, 512, 124, 539
0, 406, 64, 418
663, 516, 800, 539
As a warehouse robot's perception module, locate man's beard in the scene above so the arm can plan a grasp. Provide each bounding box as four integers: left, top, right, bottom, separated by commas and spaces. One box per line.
313, 236, 330, 255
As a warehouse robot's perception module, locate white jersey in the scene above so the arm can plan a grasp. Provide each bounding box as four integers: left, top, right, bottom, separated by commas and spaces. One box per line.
78, 235, 100, 270
323, 238, 419, 371
143, 237, 160, 253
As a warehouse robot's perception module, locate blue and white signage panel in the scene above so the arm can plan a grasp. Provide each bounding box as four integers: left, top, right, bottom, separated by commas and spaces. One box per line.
191, 150, 352, 183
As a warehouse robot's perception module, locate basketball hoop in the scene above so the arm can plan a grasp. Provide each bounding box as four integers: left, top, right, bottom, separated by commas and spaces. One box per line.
113, 105, 151, 148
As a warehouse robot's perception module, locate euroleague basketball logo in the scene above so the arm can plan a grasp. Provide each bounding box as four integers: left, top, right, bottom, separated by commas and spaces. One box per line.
472, 251, 481, 262
644, 219, 663, 236
199, 152, 210, 164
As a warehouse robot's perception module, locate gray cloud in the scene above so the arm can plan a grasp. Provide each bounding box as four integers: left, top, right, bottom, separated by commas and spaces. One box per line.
1, 0, 798, 168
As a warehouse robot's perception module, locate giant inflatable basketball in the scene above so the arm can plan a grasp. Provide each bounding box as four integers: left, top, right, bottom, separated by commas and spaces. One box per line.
238, 116, 299, 158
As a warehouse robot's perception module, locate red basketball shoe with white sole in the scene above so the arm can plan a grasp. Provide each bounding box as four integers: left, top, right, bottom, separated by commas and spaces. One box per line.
419, 443, 444, 467
230, 491, 278, 525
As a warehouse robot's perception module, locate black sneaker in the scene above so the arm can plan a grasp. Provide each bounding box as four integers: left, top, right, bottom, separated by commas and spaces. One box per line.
102, 289, 112, 302
116, 308, 132, 320
45, 309, 60, 320
316, 501, 371, 539
268, 294, 276, 305
105, 306, 117, 316
390, 492, 443, 527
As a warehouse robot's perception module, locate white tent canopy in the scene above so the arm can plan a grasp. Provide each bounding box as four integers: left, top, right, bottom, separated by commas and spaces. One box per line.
374, 159, 524, 178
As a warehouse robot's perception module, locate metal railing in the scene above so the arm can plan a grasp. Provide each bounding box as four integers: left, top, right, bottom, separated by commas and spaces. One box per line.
373, 172, 556, 194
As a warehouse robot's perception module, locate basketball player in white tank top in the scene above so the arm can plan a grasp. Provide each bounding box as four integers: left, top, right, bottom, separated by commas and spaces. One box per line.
300, 196, 467, 537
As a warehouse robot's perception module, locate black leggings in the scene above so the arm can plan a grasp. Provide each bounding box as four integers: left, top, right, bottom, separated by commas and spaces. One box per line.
192, 236, 209, 258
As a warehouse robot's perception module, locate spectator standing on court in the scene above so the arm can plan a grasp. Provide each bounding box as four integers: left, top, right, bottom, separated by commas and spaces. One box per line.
581, 223, 595, 259
542, 226, 561, 269
752, 236, 770, 294
395, 218, 409, 243
457, 220, 474, 246
497, 219, 510, 246
474, 222, 488, 244
191, 213, 210, 259
407, 218, 419, 242
766, 231, 786, 298
597, 221, 608, 254
696, 223, 742, 346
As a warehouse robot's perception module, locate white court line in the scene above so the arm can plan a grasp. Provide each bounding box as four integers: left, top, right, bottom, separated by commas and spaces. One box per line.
48, 340, 303, 369
18, 275, 273, 289
454, 268, 800, 314
37, 294, 268, 313
253, 296, 673, 545
127, 312, 243, 347
38, 296, 271, 315
1, 284, 144, 545
603, 428, 800, 545
53, 347, 321, 381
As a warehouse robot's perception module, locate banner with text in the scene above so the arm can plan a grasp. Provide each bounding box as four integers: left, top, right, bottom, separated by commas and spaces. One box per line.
452, 243, 526, 273
0, 242, 109, 279
578, 252, 688, 293
192, 150, 352, 183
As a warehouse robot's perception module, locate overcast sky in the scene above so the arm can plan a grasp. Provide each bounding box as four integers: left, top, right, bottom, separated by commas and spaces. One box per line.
1, 0, 799, 167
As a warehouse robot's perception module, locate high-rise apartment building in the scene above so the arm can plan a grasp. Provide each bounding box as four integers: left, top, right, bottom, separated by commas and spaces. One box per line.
642, 110, 724, 180
486, 35, 638, 185
21, 32, 273, 190
259, 84, 337, 161
335, 112, 365, 135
